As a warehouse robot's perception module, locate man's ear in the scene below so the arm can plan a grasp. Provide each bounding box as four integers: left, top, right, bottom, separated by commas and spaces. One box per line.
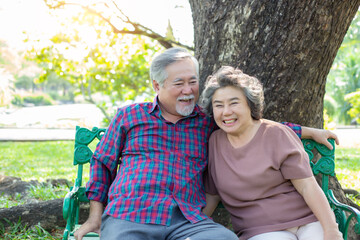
153, 79, 160, 93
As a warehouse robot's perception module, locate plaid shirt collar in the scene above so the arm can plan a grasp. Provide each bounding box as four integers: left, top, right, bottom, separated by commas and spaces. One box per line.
149, 95, 200, 120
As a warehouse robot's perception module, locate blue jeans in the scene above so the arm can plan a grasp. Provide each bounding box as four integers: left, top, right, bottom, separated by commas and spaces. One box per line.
100, 205, 238, 240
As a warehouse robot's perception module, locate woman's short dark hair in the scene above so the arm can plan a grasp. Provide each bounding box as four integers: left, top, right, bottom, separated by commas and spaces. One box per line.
200, 66, 264, 120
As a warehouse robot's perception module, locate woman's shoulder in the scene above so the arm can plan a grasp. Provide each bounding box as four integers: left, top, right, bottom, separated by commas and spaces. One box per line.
261, 119, 297, 137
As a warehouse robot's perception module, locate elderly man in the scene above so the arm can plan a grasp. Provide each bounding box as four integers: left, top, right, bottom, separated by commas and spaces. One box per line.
75, 47, 338, 240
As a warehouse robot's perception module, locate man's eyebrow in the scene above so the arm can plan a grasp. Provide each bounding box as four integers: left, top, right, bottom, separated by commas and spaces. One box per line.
172, 78, 184, 83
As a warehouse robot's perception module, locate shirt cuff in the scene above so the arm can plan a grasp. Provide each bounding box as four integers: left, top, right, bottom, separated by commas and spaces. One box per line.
282, 122, 302, 139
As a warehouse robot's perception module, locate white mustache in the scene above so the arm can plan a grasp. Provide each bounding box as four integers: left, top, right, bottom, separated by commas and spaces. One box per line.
177, 95, 195, 101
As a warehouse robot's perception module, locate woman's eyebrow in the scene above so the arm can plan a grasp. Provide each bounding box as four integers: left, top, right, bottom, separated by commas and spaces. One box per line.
213, 97, 239, 103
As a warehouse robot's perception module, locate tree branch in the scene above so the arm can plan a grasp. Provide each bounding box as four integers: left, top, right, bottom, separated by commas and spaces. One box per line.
43, 0, 194, 50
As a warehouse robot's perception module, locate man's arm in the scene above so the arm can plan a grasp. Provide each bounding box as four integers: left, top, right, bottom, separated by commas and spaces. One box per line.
301, 126, 339, 150
76, 109, 126, 239
74, 200, 104, 240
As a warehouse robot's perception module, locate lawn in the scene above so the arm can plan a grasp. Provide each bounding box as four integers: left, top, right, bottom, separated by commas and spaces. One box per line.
0, 141, 359, 239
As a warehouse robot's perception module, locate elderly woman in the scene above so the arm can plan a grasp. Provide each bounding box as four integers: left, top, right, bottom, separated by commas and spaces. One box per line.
200, 66, 343, 240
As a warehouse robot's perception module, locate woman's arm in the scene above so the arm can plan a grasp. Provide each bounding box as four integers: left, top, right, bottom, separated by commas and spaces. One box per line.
291, 177, 343, 240
203, 193, 221, 217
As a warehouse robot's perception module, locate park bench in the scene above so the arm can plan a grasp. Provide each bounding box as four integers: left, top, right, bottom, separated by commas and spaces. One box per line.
62, 126, 360, 240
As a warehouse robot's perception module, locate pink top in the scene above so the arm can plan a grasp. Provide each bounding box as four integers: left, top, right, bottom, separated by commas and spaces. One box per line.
205, 119, 317, 239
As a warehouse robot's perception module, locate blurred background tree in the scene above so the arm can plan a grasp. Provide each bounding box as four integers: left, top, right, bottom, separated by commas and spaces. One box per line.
1, 1, 359, 127
325, 10, 360, 127
25, 8, 162, 122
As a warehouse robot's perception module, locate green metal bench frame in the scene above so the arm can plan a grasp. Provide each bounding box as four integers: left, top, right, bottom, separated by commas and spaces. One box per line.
62, 127, 360, 240
302, 139, 360, 239
62, 126, 106, 240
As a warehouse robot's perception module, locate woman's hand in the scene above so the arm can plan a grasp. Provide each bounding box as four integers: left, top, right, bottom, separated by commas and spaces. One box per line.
323, 227, 343, 240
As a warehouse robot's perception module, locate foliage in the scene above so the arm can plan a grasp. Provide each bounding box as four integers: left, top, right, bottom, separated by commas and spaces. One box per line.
10, 95, 23, 107
323, 109, 332, 130
13, 75, 34, 90
335, 147, 360, 205
0, 185, 67, 209
326, 10, 360, 125
11, 93, 54, 106
23, 94, 53, 106
26, 9, 161, 122
27, 184, 67, 202
0, 219, 59, 240
14, 72, 75, 103
345, 90, 360, 124
0, 193, 26, 209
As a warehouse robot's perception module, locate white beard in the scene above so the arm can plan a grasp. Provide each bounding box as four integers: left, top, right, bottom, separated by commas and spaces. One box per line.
176, 95, 195, 116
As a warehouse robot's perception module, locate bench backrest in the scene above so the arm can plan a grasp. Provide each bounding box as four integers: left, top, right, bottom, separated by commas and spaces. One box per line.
73, 126, 106, 201
302, 139, 335, 192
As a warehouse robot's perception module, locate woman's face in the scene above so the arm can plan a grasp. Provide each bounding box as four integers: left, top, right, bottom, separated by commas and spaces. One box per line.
212, 86, 253, 136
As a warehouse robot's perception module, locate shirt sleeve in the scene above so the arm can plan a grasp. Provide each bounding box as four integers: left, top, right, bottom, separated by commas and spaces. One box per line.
86, 108, 126, 204
277, 126, 313, 180
281, 122, 301, 139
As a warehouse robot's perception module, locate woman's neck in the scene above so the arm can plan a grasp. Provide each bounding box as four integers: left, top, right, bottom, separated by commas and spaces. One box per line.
227, 119, 262, 148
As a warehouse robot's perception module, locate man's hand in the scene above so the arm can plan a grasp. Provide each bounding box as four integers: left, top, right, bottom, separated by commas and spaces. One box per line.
301, 127, 339, 150
74, 200, 104, 240
74, 219, 101, 240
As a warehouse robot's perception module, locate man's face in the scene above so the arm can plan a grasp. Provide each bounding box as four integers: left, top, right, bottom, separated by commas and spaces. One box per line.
153, 58, 199, 123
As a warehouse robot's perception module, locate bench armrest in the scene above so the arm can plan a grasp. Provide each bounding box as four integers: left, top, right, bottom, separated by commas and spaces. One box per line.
327, 189, 360, 238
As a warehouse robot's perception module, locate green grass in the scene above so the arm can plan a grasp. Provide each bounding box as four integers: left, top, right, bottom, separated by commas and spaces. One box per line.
0, 141, 80, 182
0, 141, 99, 208
0, 140, 94, 186
0, 141, 98, 239
335, 148, 360, 205
0, 219, 61, 240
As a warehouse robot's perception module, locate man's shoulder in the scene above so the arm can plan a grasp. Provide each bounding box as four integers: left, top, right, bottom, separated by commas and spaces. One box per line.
111, 102, 153, 123
117, 101, 152, 113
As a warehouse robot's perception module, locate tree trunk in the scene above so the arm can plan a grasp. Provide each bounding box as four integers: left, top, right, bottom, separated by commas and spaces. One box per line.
190, 0, 359, 124
189, 0, 360, 239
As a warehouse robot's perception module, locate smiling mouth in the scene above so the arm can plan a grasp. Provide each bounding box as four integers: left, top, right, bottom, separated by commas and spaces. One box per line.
223, 119, 236, 124
178, 95, 195, 104
179, 99, 193, 103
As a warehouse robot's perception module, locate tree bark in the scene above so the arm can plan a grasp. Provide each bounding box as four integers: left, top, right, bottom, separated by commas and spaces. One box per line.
189, 0, 360, 239
190, 0, 359, 124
